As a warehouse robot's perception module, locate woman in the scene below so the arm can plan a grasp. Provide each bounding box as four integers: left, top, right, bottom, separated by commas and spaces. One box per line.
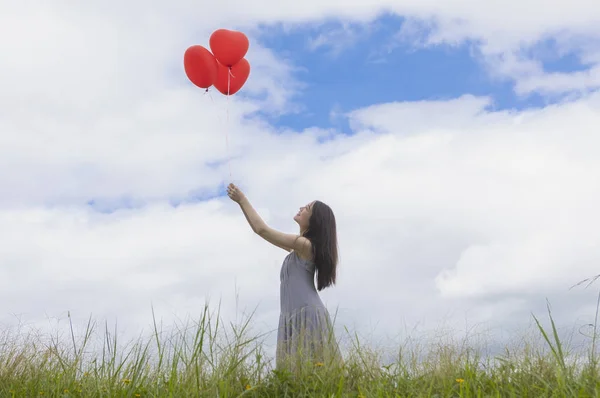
227, 183, 341, 370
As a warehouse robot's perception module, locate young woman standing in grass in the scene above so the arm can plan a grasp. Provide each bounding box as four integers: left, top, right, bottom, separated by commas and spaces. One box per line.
227, 183, 342, 370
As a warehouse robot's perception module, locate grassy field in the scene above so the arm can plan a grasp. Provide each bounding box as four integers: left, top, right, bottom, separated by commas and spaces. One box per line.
1, 300, 600, 398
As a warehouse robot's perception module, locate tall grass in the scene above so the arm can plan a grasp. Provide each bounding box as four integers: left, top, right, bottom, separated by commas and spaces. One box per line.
1, 298, 599, 397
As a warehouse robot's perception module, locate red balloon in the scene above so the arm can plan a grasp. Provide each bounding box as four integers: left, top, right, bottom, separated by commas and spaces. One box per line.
209, 29, 249, 67
214, 58, 250, 95
184, 45, 217, 89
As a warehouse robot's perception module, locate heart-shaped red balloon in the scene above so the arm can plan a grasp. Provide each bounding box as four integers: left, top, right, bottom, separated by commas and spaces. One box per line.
209, 29, 249, 67
214, 58, 251, 95
184, 45, 217, 89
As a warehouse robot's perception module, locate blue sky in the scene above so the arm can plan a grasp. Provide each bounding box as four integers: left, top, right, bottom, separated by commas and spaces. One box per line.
255, 16, 586, 132
526, 37, 592, 73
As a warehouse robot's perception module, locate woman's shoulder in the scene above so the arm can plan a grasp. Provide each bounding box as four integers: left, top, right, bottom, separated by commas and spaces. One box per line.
294, 235, 313, 260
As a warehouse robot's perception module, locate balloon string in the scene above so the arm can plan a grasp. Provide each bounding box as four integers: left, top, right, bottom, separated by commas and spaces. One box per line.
204, 88, 214, 103
225, 67, 232, 180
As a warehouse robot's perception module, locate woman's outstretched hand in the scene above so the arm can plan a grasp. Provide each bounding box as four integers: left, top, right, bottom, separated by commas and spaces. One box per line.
227, 183, 246, 203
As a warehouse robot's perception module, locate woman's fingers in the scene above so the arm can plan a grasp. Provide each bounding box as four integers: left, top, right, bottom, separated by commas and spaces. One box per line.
226, 184, 235, 200
226, 183, 239, 202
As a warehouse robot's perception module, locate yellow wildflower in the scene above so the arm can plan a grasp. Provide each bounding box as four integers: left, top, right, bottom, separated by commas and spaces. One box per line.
456, 378, 465, 383
245, 384, 251, 390
122, 379, 131, 384
315, 362, 324, 367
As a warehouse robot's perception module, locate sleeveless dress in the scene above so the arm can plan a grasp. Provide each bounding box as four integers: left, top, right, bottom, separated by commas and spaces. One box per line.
276, 250, 341, 369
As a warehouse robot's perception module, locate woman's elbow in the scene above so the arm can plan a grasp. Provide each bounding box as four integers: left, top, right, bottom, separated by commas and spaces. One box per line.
255, 226, 267, 236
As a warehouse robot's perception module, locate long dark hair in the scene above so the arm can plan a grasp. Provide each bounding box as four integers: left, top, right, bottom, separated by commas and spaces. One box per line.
302, 201, 338, 291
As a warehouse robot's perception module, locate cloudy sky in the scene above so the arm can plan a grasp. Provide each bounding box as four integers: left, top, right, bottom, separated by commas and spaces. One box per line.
1, 0, 600, 360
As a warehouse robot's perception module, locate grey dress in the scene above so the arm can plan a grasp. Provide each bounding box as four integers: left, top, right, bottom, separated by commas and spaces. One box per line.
276, 250, 341, 369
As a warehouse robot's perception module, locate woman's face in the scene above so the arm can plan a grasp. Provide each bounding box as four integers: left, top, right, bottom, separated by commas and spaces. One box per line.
293, 201, 315, 231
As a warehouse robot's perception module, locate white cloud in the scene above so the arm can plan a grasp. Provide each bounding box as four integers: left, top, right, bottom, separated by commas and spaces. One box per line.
1, 0, 600, 364
306, 22, 374, 57
401, 10, 600, 96
514, 65, 600, 96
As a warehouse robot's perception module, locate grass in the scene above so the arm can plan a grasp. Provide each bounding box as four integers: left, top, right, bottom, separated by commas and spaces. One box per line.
1, 297, 600, 397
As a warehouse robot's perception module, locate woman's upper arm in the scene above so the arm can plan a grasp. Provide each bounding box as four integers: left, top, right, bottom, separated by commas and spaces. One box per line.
270, 240, 292, 253
257, 227, 311, 257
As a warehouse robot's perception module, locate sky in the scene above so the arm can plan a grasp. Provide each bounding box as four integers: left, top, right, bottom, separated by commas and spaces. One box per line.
1, 0, 600, 364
